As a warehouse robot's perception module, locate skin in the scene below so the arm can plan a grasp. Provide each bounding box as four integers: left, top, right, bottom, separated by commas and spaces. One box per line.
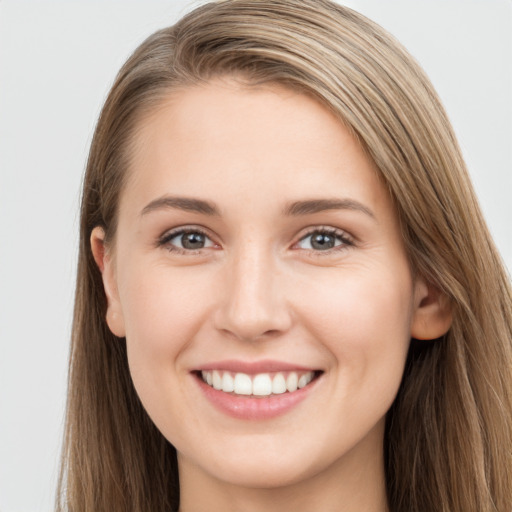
92, 79, 451, 512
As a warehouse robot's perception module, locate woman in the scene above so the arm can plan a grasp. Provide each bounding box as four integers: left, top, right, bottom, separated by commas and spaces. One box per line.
56, 1, 512, 511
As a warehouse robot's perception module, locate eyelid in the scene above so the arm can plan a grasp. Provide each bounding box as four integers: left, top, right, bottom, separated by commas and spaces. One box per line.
292, 225, 355, 254
157, 225, 220, 253
156, 224, 355, 256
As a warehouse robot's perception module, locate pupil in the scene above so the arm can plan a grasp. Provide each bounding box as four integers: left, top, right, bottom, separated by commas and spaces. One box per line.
182, 232, 205, 249
311, 233, 334, 250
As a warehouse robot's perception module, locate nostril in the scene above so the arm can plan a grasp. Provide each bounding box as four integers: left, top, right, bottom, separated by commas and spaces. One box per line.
213, 304, 293, 343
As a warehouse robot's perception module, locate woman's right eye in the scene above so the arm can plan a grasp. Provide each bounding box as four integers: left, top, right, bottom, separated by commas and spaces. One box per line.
159, 229, 217, 253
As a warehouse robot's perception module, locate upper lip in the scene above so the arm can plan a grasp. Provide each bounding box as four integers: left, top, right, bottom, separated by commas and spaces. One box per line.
195, 359, 318, 374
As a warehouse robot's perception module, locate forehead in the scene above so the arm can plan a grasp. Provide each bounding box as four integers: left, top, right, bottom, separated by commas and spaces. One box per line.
121, 79, 388, 218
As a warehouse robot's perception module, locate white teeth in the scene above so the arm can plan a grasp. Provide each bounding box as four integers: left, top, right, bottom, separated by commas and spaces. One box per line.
272, 373, 287, 394
233, 373, 252, 395
221, 372, 234, 392
212, 370, 222, 390
298, 372, 313, 389
202, 370, 213, 386
286, 372, 298, 392
201, 370, 317, 396
253, 374, 273, 396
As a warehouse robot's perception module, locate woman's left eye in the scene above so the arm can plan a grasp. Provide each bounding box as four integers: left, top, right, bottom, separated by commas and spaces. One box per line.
295, 228, 353, 252
159, 229, 216, 252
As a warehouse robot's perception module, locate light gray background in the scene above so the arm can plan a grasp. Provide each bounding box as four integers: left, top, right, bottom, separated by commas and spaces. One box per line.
0, 1, 510, 510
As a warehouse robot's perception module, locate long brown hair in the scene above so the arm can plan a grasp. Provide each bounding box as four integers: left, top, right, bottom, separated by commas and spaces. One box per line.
57, 1, 512, 510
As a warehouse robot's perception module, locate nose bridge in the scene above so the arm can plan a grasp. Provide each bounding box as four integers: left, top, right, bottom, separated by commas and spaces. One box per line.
216, 238, 290, 341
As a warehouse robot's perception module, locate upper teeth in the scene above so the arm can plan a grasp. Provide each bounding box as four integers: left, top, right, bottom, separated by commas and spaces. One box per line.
201, 370, 315, 396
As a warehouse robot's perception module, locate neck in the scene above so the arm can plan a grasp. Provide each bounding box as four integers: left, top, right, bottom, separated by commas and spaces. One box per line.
178, 423, 389, 512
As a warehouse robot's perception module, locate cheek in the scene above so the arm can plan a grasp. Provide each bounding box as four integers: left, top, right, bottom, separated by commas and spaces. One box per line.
298, 261, 413, 334
295, 263, 413, 392
118, 261, 214, 377
117, 261, 219, 434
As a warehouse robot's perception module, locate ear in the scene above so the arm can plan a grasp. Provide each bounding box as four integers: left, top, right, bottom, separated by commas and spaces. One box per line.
90, 227, 126, 338
410, 277, 452, 340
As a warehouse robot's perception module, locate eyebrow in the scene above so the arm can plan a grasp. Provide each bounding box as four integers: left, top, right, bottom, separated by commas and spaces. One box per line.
141, 196, 220, 217
283, 198, 375, 219
140, 195, 375, 219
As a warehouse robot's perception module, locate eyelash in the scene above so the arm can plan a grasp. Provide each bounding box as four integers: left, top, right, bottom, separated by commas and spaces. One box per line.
157, 226, 216, 255
294, 226, 354, 256
157, 226, 354, 256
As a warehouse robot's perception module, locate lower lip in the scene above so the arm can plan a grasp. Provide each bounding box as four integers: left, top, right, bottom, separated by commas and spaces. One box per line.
194, 373, 320, 420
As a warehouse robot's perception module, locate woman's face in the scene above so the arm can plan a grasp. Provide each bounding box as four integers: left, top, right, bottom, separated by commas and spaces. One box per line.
96, 80, 434, 489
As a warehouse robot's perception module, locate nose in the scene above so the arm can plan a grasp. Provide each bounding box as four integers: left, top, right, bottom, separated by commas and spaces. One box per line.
213, 243, 292, 342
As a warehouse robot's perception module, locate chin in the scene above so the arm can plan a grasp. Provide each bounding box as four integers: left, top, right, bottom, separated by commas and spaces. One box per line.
203, 456, 318, 489
177, 431, 358, 491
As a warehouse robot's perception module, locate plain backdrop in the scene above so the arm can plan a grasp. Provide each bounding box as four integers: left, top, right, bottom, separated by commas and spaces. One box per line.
0, 1, 510, 510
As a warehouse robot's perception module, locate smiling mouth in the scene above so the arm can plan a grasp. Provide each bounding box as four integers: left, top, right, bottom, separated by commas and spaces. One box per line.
198, 370, 321, 397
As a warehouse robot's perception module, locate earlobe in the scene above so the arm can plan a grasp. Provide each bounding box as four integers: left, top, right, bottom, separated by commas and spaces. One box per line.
90, 227, 126, 338
410, 278, 453, 341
